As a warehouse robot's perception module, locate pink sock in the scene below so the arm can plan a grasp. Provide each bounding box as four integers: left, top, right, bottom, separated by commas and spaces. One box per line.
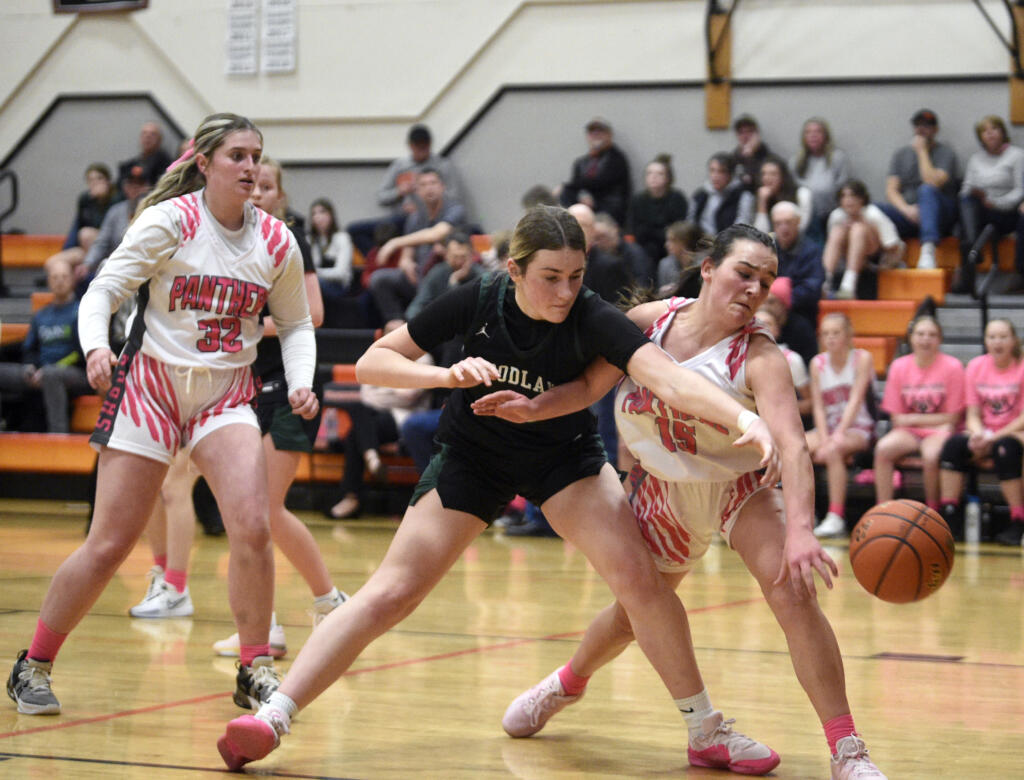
27, 618, 69, 663
940, 498, 960, 508
240, 644, 271, 666
556, 662, 590, 696
154, 554, 167, 569
1010, 505, 1024, 523
926, 500, 941, 512
824, 713, 858, 755
827, 503, 845, 517
164, 568, 187, 593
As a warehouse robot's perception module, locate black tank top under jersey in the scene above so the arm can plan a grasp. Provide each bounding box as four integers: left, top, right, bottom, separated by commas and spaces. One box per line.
407, 272, 649, 458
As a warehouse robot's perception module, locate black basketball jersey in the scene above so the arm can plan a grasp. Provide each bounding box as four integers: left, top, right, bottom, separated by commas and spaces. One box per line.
407, 272, 649, 458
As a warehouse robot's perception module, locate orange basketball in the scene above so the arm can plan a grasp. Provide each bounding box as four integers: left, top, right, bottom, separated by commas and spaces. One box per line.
849, 499, 955, 603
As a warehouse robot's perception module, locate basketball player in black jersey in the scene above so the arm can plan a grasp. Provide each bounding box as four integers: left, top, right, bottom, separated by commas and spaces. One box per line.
217, 205, 781, 771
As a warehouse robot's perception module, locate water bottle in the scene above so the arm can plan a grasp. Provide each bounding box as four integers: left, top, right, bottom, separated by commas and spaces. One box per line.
964, 496, 981, 544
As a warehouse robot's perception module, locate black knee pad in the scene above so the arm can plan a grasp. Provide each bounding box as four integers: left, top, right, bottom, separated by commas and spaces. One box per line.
939, 433, 972, 472
993, 436, 1024, 481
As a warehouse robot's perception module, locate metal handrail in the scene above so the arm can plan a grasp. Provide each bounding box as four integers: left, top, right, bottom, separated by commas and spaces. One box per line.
966, 223, 997, 330
0, 169, 19, 295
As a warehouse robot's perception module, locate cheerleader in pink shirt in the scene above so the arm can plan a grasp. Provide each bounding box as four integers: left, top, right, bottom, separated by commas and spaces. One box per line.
874, 315, 965, 511
938, 319, 1024, 544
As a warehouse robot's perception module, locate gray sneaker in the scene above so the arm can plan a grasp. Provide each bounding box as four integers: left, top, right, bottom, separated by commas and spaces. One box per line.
7, 649, 61, 715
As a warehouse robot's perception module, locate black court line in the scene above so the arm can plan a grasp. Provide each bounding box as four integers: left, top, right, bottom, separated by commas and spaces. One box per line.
0, 751, 356, 779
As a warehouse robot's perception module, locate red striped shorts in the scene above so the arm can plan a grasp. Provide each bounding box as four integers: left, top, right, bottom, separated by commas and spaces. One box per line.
625, 463, 768, 573
90, 346, 258, 465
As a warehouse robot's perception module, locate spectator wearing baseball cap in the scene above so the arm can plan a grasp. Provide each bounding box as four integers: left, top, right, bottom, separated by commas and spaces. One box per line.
876, 109, 960, 269
345, 123, 463, 257
732, 113, 772, 193
557, 117, 632, 225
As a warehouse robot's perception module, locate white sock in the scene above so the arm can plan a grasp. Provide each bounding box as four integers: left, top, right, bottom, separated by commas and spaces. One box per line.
839, 268, 858, 293
921, 241, 935, 253
675, 688, 715, 739
257, 691, 297, 734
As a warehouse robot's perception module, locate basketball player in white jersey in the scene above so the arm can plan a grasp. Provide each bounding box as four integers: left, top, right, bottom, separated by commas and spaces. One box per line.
479, 225, 886, 779
7, 113, 317, 718
807, 312, 876, 538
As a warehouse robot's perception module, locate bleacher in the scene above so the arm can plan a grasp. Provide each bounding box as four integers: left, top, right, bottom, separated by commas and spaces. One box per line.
0, 231, 1015, 522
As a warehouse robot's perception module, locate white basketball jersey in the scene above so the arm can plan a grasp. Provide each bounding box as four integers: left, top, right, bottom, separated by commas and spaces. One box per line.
811, 349, 874, 435
80, 191, 307, 372
615, 297, 771, 483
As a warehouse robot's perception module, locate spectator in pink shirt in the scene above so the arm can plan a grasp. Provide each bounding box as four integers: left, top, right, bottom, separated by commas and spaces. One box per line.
938, 319, 1024, 544
874, 315, 965, 512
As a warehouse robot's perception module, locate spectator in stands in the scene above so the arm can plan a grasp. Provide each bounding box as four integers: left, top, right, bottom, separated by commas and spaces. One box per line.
307, 197, 358, 326
405, 232, 482, 320
688, 152, 754, 238
369, 168, 467, 324
877, 109, 959, 270
938, 318, 1024, 544
822, 180, 904, 300
521, 184, 558, 210
0, 256, 90, 433
326, 324, 432, 519
627, 154, 689, 268
657, 221, 706, 292
63, 163, 119, 252
804, 312, 876, 538
572, 203, 629, 472
479, 229, 512, 272
558, 117, 631, 225
790, 118, 851, 242
75, 167, 151, 295
769, 201, 824, 365
116, 121, 173, 191
755, 297, 811, 419
955, 115, 1024, 295
874, 315, 965, 513
592, 211, 655, 287
753, 155, 812, 236
346, 124, 460, 255
731, 113, 771, 192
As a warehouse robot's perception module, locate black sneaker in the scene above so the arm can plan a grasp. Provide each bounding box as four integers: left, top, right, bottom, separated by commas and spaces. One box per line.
7, 650, 61, 715
234, 655, 280, 710
995, 522, 1024, 547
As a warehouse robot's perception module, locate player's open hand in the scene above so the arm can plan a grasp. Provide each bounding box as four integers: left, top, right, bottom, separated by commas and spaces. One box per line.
447, 357, 500, 389
86, 348, 118, 393
732, 418, 781, 486
289, 387, 319, 419
774, 528, 838, 599
471, 390, 535, 423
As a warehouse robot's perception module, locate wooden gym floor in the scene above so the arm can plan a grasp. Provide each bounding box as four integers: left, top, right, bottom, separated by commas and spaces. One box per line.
0, 498, 1021, 779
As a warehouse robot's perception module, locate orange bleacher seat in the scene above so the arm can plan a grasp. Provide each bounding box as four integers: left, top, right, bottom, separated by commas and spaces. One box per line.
877, 268, 947, 305
818, 299, 916, 338
0, 433, 96, 474
904, 236, 1016, 272
1, 322, 30, 346
70, 395, 101, 433
852, 335, 900, 378
0, 234, 65, 268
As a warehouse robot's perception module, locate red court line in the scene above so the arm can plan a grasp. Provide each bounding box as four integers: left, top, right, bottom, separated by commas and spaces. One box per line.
342, 596, 766, 676
0, 596, 765, 739
0, 691, 229, 740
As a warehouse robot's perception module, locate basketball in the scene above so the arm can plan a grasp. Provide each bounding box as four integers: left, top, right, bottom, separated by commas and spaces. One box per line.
849, 499, 955, 603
